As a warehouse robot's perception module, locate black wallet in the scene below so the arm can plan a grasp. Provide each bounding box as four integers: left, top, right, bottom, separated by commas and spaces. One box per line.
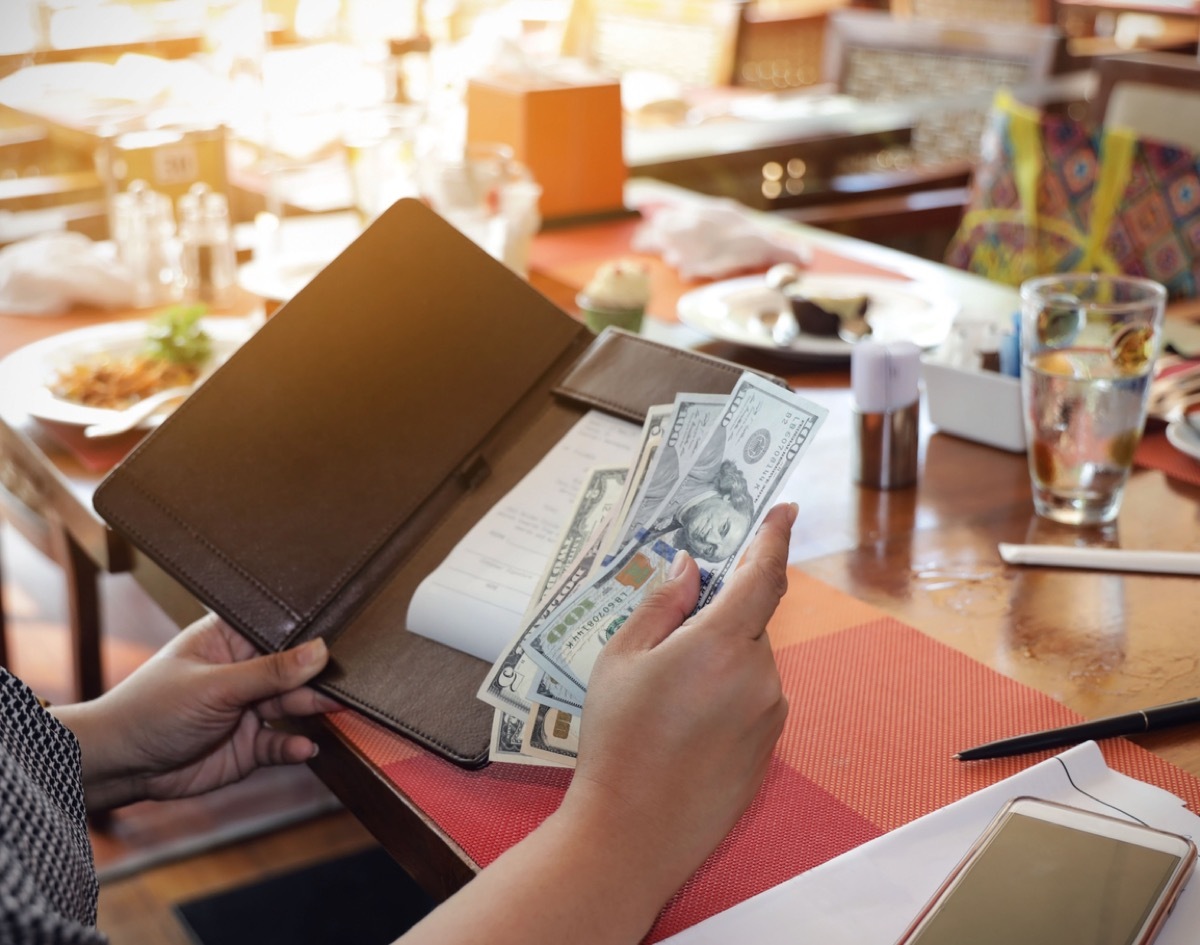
94, 199, 783, 768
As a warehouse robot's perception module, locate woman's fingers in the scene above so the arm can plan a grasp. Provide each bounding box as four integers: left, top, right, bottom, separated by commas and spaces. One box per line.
695, 502, 795, 641
604, 550, 701, 655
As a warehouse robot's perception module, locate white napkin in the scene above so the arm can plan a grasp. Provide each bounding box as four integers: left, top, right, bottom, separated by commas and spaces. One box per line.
632, 198, 808, 281
0, 232, 135, 315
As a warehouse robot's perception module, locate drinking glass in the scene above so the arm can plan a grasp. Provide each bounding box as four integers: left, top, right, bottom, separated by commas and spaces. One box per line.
416, 142, 541, 277
345, 104, 423, 223
1020, 273, 1167, 526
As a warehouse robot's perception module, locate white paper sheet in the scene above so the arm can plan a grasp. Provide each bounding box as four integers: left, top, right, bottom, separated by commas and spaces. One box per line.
406, 410, 641, 662
664, 742, 1199, 944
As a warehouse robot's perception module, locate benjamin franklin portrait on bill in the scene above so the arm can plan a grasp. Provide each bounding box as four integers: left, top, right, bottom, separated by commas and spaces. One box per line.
636, 426, 754, 564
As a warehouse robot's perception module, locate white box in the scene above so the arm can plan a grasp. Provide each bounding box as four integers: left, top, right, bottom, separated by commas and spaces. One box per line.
921, 358, 1026, 453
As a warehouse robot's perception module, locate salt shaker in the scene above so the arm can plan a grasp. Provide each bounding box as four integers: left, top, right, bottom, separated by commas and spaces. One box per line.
178, 183, 236, 307
851, 340, 921, 489
112, 180, 181, 308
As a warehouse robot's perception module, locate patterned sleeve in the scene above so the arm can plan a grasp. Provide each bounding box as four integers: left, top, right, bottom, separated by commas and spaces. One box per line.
0, 670, 107, 945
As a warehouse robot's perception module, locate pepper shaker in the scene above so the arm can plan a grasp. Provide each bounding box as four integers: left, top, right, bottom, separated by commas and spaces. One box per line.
178, 183, 236, 307
851, 340, 921, 489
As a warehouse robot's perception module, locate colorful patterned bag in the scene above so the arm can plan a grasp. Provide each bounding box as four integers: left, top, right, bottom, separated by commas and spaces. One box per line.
945, 91, 1200, 300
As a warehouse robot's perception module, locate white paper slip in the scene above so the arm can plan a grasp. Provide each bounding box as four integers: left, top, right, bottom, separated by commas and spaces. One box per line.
998, 543, 1200, 576
661, 742, 1200, 945
406, 410, 641, 662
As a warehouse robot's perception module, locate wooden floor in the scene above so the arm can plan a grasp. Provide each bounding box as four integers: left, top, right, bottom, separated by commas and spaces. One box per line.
1, 523, 379, 944
99, 813, 379, 945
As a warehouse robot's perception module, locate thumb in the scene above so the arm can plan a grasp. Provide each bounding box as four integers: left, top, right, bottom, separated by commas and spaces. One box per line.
216, 638, 329, 709
606, 551, 700, 654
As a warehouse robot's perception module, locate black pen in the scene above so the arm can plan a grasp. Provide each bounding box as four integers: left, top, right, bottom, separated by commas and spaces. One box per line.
955, 697, 1200, 761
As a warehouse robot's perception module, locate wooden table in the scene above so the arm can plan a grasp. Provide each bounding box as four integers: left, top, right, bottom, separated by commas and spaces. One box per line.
2, 198, 1200, 908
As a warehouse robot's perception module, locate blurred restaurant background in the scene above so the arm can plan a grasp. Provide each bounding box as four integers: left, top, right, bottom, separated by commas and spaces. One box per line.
2, 0, 1199, 300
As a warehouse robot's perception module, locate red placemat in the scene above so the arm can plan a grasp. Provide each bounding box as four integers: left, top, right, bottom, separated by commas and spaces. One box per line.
35, 418, 145, 473
1136, 429, 1200, 487
327, 569, 1200, 942
1137, 355, 1200, 486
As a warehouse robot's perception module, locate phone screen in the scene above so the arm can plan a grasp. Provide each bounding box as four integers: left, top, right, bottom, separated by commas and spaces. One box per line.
908, 812, 1185, 945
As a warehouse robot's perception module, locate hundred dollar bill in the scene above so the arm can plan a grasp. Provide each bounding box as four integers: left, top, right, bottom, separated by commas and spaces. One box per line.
524, 537, 675, 694
594, 404, 672, 573
527, 372, 827, 692
637, 371, 827, 606
521, 703, 580, 767
604, 393, 727, 562
488, 709, 568, 767
476, 467, 627, 716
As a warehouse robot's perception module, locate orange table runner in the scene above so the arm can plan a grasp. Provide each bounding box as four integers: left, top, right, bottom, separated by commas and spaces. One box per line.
327, 570, 1200, 942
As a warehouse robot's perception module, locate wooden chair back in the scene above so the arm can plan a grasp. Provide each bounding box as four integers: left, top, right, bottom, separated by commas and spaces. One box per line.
733, 7, 829, 91
561, 0, 743, 87
823, 10, 1067, 167
890, 0, 1052, 25
1090, 52, 1200, 150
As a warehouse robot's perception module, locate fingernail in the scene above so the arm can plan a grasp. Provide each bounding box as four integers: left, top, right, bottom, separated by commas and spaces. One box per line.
309, 742, 320, 759
785, 502, 799, 528
669, 550, 690, 580
297, 637, 327, 667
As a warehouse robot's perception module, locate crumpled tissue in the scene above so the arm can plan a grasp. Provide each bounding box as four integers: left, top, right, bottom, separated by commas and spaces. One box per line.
0, 232, 136, 315
632, 198, 808, 281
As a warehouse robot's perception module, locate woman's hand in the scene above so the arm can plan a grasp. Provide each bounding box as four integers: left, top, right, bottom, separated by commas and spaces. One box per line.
401, 502, 795, 945
52, 614, 342, 810
565, 500, 793, 888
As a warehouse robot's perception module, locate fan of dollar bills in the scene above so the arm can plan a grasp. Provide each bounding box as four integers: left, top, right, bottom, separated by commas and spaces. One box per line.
477, 372, 828, 766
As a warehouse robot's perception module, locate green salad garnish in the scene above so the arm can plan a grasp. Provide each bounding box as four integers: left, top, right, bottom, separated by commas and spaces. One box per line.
144, 304, 213, 366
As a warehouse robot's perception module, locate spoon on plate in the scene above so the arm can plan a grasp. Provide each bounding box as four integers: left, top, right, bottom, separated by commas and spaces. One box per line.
762, 262, 871, 347
837, 317, 872, 344
754, 307, 801, 347
83, 384, 194, 439
759, 263, 803, 347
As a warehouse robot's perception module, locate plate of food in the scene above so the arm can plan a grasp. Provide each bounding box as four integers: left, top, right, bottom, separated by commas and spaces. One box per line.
0, 308, 252, 432
676, 273, 960, 359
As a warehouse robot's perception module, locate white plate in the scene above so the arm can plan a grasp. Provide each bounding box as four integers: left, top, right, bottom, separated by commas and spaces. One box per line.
676, 274, 960, 359
1166, 416, 1200, 462
0, 318, 251, 430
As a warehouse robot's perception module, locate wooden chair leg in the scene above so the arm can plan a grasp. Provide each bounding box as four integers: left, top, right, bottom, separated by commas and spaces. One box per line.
46, 525, 112, 832
65, 534, 103, 704
49, 524, 104, 703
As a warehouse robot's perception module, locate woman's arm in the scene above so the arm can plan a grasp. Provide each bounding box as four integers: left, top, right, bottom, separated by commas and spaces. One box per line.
51, 616, 341, 810
399, 502, 795, 945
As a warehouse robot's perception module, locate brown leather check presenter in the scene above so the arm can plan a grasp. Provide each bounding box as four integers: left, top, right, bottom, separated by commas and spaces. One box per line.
93, 198, 787, 769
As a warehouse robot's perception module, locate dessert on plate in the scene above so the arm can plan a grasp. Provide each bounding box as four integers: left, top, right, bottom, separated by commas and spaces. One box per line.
763, 262, 871, 341
576, 259, 652, 334
786, 292, 871, 340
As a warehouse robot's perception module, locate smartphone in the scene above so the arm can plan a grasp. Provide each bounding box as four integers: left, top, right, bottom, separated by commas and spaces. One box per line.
895, 796, 1196, 945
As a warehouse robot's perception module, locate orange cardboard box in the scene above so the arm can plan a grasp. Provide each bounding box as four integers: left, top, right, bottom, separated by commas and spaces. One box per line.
466, 75, 625, 222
